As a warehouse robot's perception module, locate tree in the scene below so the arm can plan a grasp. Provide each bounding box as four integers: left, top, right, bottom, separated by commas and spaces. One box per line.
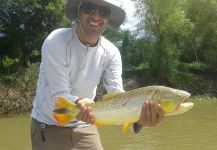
0, 0, 70, 74
133, 0, 193, 84
184, 0, 217, 72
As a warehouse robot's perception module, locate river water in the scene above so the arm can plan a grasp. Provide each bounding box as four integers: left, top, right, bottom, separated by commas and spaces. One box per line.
0, 97, 217, 150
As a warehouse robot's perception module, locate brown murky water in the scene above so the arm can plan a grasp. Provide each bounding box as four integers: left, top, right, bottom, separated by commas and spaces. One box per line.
0, 97, 217, 150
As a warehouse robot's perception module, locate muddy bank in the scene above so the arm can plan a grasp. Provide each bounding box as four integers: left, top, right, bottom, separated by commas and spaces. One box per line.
0, 87, 34, 115
0, 79, 142, 115
1, 77, 217, 115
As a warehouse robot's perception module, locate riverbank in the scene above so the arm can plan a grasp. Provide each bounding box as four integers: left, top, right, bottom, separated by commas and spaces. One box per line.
0, 78, 141, 115
1, 76, 217, 115
0, 86, 34, 115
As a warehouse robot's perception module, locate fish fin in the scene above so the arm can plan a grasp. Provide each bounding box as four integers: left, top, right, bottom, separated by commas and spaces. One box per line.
54, 96, 76, 109
102, 92, 123, 101
160, 100, 178, 113
122, 123, 133, 133
95, 122, 104, 128
53, 96, 77, 126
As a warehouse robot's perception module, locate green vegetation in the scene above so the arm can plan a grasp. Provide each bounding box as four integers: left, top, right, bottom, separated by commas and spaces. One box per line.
0, 0, 217, 114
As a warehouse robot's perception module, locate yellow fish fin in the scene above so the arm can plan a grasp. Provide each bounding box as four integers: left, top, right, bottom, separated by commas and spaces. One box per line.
53, 96, 77, 126
122, 123, 133, 133
54, 96, 75, 109
102, 92, 123, 101
160, 100, 178, 113
95, 122, 105, 128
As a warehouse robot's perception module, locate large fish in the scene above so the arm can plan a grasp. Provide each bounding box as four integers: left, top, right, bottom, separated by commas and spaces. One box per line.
53, 86, 193, 132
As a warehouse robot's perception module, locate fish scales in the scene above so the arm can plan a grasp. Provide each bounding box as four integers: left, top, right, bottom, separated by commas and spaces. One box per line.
89, 87, 162, 125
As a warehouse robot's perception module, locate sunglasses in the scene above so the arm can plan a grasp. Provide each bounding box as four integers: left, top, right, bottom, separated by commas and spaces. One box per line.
79, 2, 112, 18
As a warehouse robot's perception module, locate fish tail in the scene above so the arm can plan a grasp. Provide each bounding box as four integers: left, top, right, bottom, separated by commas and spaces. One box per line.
54, 96, 75, 109
53, 96, 78, 126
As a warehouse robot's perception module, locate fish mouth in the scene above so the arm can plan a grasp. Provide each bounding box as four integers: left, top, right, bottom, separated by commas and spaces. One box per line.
166, 102, 194, 116
176, 91, 191, 111
170, 90, 191, 113
167, 91, 192, 114
185, 92, 191, 99
182, 91, 191, 103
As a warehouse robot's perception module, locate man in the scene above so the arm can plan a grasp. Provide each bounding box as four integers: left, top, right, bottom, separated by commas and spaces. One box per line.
31, 0, 164, 150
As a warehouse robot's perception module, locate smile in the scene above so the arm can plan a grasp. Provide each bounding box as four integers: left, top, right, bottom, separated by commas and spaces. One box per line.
89, 20, 100, 26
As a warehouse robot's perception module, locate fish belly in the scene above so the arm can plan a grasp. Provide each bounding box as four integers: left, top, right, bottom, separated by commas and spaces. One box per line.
93, 107, 141, 125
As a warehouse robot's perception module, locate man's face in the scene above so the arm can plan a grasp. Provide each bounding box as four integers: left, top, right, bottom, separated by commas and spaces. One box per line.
78, 2, 112, 38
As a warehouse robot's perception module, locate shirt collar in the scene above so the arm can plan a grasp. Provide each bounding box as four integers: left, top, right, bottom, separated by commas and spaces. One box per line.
73, 25, 101, 51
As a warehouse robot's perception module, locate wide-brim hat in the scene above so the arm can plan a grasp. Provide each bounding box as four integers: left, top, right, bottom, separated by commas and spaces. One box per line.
65, 0, 126, 28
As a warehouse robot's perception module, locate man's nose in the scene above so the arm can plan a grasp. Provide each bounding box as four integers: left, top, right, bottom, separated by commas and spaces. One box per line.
91, 10, 102, 19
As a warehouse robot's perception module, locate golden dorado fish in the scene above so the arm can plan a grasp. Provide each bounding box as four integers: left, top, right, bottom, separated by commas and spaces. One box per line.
53, 86, 193, 132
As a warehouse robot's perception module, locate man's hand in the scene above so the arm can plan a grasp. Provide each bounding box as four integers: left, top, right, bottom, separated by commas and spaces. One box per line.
75, 98, 95, 124
137, 101, 164, 127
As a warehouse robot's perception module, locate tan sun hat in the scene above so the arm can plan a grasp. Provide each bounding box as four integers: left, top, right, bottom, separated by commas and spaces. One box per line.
65, 0, 126, 28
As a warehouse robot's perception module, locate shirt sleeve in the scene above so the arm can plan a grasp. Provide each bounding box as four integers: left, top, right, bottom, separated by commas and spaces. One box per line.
101, 47, 143, 133
41, 37, 78, 102
102, 49, 124, 93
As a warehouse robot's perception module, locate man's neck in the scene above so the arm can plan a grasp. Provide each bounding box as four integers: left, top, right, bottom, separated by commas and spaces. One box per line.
76, 26, 99, 47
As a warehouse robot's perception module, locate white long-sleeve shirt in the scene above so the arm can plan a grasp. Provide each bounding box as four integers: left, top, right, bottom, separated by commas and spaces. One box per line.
31, 26, 124, 127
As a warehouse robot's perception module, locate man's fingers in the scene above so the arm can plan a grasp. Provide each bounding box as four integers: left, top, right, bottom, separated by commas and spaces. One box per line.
82, 108, 89, 122
86, 107, 95, 124
145, 101, 152, 126
76, 102, 85, 109
150, 101, 158, 126
75, 98, 95, 124
138, 101, 165, 127
82, 107, 92, 123
76, 107, 86, 120
139, 103, 147, 125
76, 106, 95, 124
157, 104, 164, 123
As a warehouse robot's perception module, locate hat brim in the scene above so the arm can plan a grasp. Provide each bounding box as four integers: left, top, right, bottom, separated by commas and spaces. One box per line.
65, 0, 126, 28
